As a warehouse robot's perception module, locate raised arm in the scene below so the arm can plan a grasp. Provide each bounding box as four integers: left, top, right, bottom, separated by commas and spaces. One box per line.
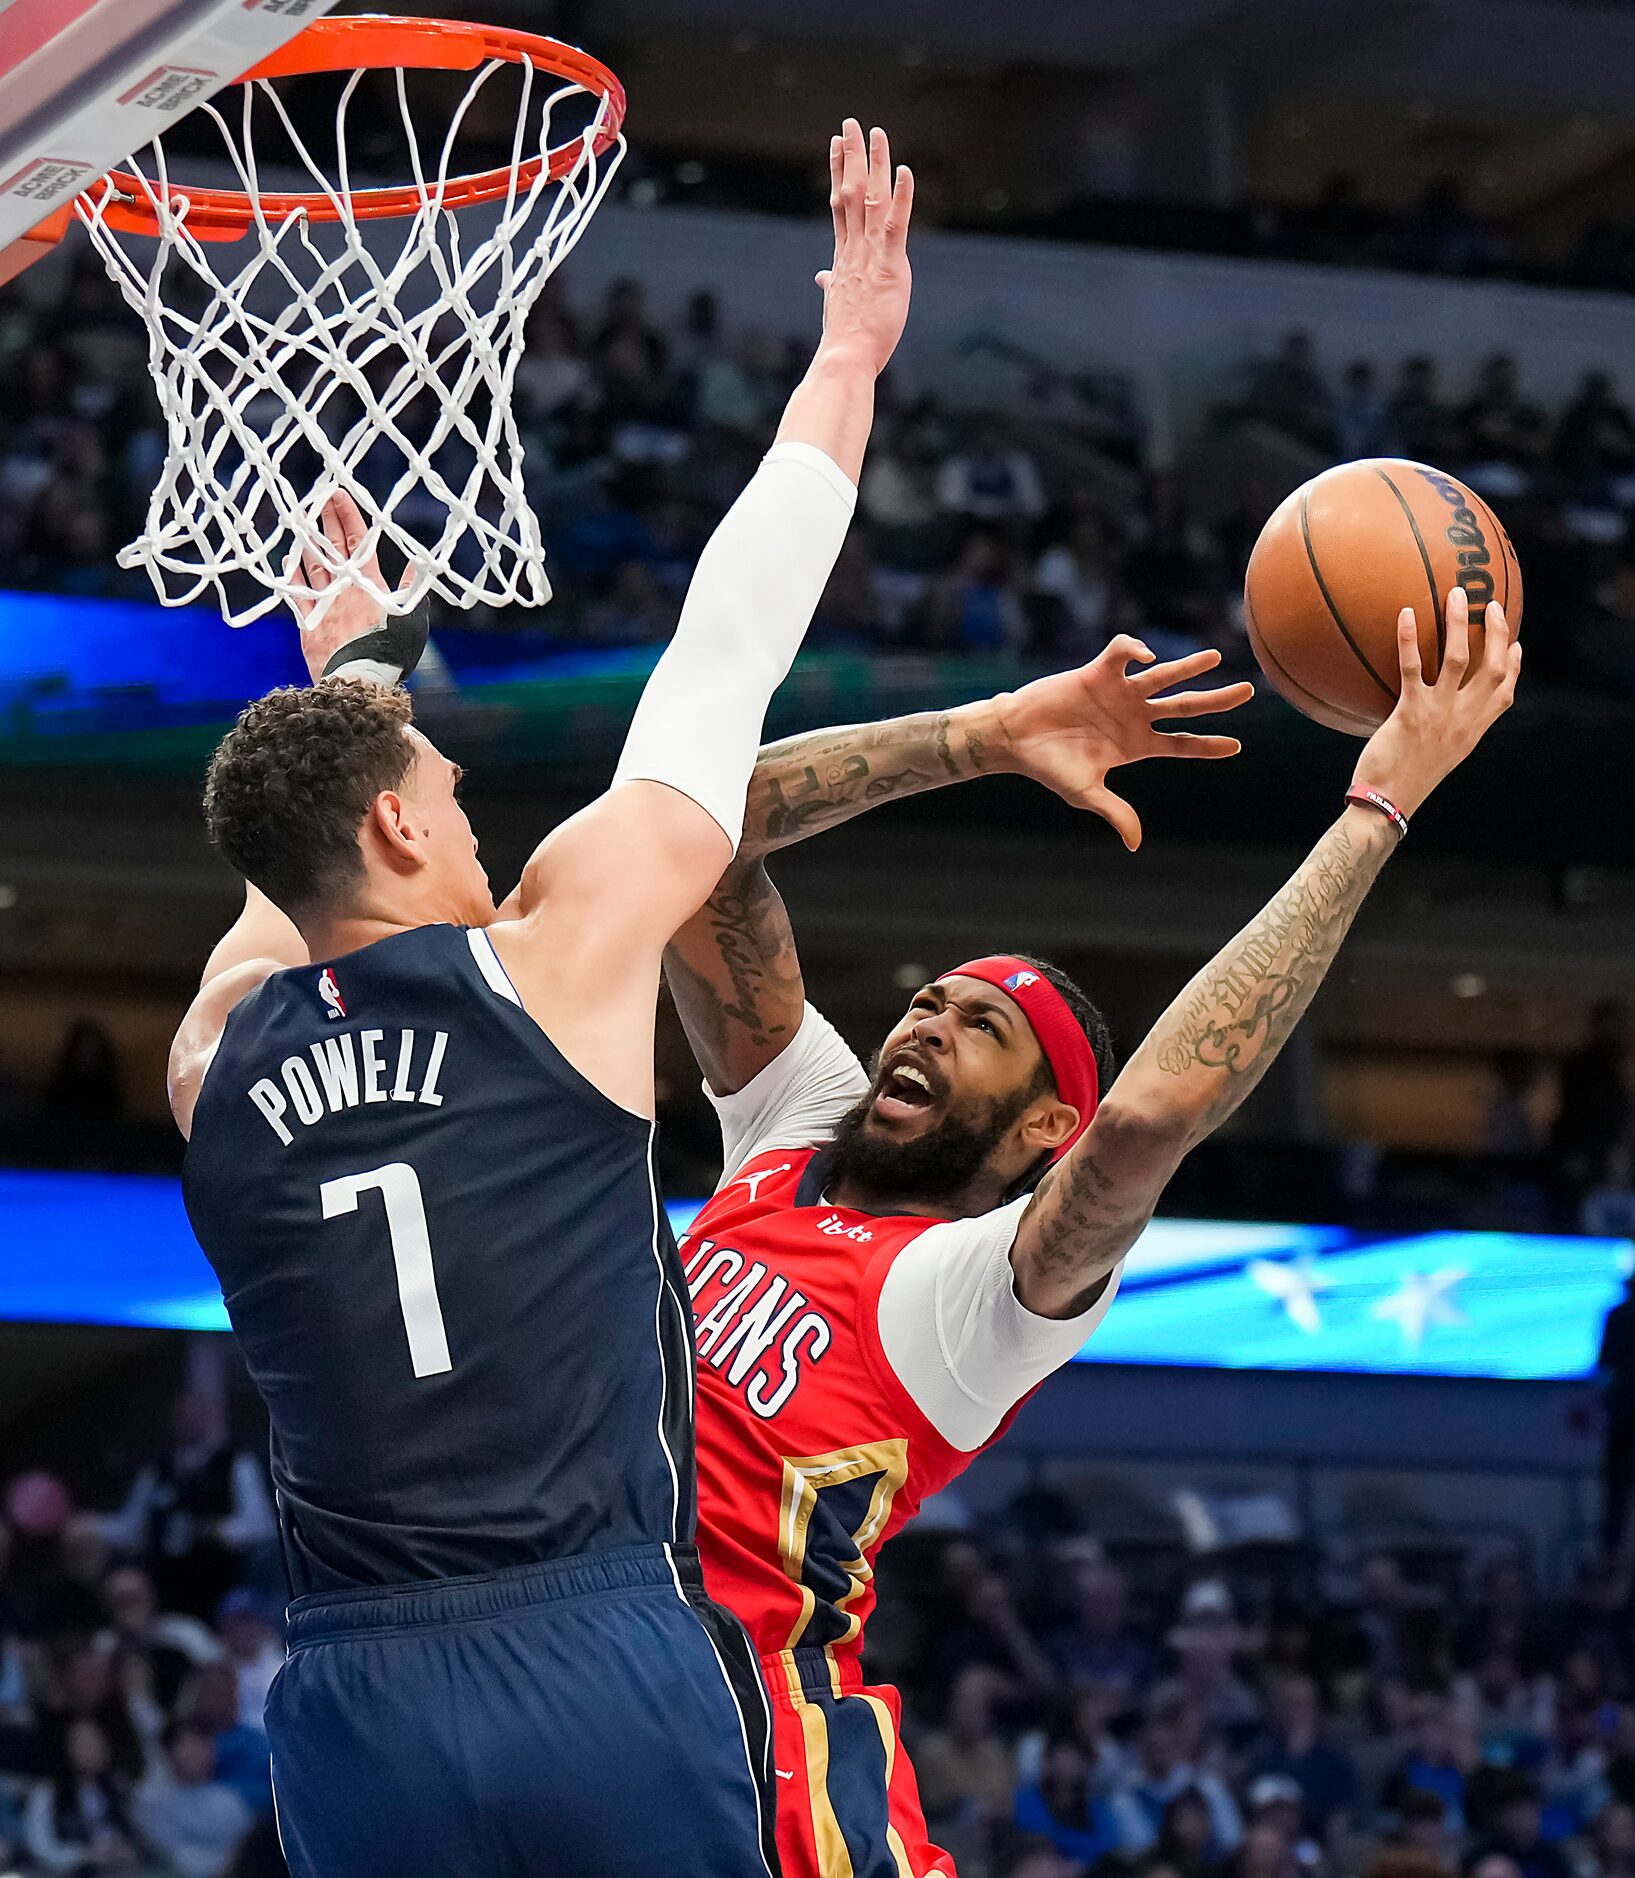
475, 122, 914, 1111
1011, 588, 1523, 1318
666, 638, 1253, 1094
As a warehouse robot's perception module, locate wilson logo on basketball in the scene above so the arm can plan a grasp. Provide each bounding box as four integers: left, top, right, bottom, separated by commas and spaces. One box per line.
1414, 468, 1497, 609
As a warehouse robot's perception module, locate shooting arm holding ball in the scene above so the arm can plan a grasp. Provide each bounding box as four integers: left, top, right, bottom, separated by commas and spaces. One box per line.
1010, 587, 1522, 1318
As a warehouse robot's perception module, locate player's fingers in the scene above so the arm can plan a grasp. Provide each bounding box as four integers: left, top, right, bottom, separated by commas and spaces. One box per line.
319, 494, 350, 559
1438, 584, 1470, 688
1149, 681, 1257, 720
332, 488, 367, 556
1151, 731, 1244, 760
814, 269, 833, 291
1396, 606, 1423, 686
1480, 599, 1512, 683
1098, 633, 1156, 670
863, 126, 891, 238
827, 134, 845, 254
1081, 784, 1143, 852
283, 545, 314, 619
837, 119, 867, 242
1127, 646, 1223, 695
884, 164, 914, 248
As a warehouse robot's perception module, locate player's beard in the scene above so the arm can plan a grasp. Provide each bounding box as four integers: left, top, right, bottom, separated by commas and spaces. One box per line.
827, 1076, 1039, 1210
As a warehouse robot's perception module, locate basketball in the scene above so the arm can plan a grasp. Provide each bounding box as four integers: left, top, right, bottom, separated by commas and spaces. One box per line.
1244, 458, 1523, 735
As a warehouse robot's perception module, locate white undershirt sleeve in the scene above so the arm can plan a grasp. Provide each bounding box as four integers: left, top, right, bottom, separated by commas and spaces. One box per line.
876, 1199, 1122, 1451
610, 441, 858, 852
705, 1003, 870, 1186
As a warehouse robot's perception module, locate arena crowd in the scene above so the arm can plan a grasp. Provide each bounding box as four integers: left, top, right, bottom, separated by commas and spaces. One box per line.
0, 1406, 1632, 1878
1, 257, 1634, 700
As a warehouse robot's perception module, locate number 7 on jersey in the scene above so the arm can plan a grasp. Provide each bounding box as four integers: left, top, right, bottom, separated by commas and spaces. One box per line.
321, 1163, 453, 1378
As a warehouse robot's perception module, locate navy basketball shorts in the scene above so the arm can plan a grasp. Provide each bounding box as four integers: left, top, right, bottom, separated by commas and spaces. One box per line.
265, 1543, 780, 1878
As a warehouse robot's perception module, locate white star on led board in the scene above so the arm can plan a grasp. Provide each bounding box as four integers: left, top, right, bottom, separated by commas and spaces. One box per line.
1247, 1255, 1333, 1335
1371, 1267, 1469, 1349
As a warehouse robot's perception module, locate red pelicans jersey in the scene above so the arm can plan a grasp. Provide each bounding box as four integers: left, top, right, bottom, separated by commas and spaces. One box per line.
683, 1007, 1121, 1878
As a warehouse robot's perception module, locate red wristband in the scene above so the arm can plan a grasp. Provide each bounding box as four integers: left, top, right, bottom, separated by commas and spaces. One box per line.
1346, 787, 1409, 840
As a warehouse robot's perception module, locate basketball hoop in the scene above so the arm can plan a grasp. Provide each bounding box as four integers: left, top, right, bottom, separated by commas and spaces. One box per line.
74, 14, 627, 627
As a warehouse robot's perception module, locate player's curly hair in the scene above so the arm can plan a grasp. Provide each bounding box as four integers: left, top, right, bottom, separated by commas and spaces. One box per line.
203, 680, 416, 915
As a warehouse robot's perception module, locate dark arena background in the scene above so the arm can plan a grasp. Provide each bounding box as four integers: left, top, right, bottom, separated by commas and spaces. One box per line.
1, 3, 1633, 1876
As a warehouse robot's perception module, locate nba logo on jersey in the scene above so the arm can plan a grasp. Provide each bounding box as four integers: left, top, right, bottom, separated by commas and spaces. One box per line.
1003, 970, 1039, 992
317, 968, 347, 1021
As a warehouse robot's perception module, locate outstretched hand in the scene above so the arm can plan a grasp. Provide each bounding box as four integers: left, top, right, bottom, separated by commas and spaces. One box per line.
1351, 586, 1521, 818
992, 635, 1255, 851
285, 489, 406, 683
813, 118, 914, 377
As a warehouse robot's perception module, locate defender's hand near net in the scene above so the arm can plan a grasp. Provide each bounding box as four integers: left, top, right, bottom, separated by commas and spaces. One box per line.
286, 491, 416, 684
993, 637, 1255, 851
814, 119, 914, 376
1351, 587, 1521, 819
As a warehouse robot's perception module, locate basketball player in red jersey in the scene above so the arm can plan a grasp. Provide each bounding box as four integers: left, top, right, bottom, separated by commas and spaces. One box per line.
664, 586, 1520, 1878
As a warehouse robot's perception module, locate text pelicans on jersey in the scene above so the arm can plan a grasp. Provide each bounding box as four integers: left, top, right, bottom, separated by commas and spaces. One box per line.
682, 1236, 834, 1421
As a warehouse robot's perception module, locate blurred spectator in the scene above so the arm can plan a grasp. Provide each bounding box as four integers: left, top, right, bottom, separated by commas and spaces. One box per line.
1486, 1054, 1544, 1160
1149, 1785, 1229, 1878
1387, 358, 1459, 467
22, 1716, 142, 1875
1031, 516, 1115, 654
1579, 1801, 1635, 1878
1387, 1693, 1474, 1832
936, 414, 1047, 527
1456, 1561, 1550, 1678
1552, 1003, 1632, 1208
581, 560, 678, 643
1556, 374, 1635, 503
1248, 331, 1336, 455
1047, 1551, 1155, 1707
97, 1566, 221, 1714
1582, 1148, 1635, 1240
102, 1392, 276, 1622
42, 1646, 147, 1786
132, 1720, 253, 1878
1109, 1697, 1244, 1857
920, 1541, 1056, 1709
214, 1596, 281, 1736
915, 1664, 1019, 1833
1468, 1773, 1573, 1878
1393, 1785, 1459, 1867
1336, 361, 1394, 460
44, 1023, 122, 1133
1252, 1673, 1359, 1840
1156, 1581, 1264, 1742
1013, 1735, 1122, 1868
858, 414, 947, 570
915, 534, 1029, 652
176, 1664, 270, 1821
996, 1837, 1081, 1878
1232, 1813, 1304, 1878
29, 1515, 114, 1641
1458, 355, 1550, 493
1393, 179, 1492, 277
1598, 1275, 1635, 1559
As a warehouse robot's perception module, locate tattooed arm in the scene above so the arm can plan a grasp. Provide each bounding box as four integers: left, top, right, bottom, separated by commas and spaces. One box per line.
664, 639, 1252, 1095
663, 704, 998, 1094
1011, 586, 1522, 1318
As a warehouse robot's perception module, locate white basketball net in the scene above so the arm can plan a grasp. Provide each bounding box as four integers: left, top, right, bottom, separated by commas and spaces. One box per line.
75, 53, 625, 627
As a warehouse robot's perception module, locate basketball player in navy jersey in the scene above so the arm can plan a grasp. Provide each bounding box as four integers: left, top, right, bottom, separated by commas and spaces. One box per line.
169, 121, 912, 1878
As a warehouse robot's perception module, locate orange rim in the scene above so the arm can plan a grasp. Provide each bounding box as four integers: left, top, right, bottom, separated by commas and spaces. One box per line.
93, 15, 625, 240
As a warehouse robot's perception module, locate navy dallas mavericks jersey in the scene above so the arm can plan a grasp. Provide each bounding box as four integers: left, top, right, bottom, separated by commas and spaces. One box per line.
182, 922, 697, 1595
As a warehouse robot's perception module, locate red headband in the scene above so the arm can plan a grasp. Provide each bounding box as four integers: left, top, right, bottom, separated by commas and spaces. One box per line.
939, 956, 1099, 1160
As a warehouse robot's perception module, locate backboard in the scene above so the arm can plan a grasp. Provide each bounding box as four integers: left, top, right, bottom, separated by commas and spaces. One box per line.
0, 0, 337, 284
